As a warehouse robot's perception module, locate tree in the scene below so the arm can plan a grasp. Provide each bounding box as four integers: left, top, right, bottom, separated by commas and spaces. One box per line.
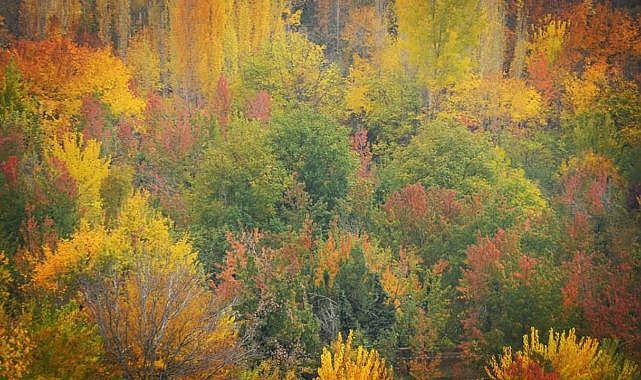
479, 0, 506, 78
94, 0, 132, 55
243, 32, 345, 118
555, 152, 641, 360
375, 182, 485, 284
487, 328, 639, 380
214, 229, 322, 375
562, 251, 641, 359
125, 30, 162, 94
344, 52, 422, 156
340, 5, 388, 62
380, 184, 465, 253
246, 90, 271, 123
323, 240, 396, 344
47, 132, 110, 224
394, 0, 483, 114
558, 152, 624, 219
561, 66, 641, 189
2, 250, 112, 378
83, 254, 241, 379
32, 191, 195, 294
168, 0, 227, 102
100, 163, 134, 226
17, 0, 82, 39
168, 0, 279, 103
379, 121, 500, 197
362, 242, 451, 379
31, 189, 243, 378
0, 60, 44, 255
316, 330, 393, 380
560, 2, 641, 78
136, 94, 210, 227
379, 122, 547, 230
0, 309, 32, 380
214, 73, 232, 133
0, 252, 33, 380
556, 152, 626, 256
7, 35, 143, 133
21, 301, 112, 378
458, 227, 565, 365
442, 76, 545, 131
526, 19, 568, 104
189, 118, 289, 264
269, 109, 358, 226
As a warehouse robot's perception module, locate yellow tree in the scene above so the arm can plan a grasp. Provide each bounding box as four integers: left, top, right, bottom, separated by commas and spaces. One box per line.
23, 302, 112, 378
2, 251, 108, 379
125, 29, 162, 94
47, 132, 110, 224
479, 0, 505, 78
563, 62, 608, 116
487, 328, 639, 380
0, 311, 32, 380
345, 54, 375, 115
341, 5, 387, 61
317, 330, 393, 380
169, 0, 227, 101
32, 191, 192, 293
394, 0, 483, 113
168, 0, 279, 103
314, 232, 355, 287
32, 222, 108, 293
0, 252, 33, 380
443, 76, 545, 130
32, 191, 243, 377
244, 31, 344, 118
83, 255, 241, 378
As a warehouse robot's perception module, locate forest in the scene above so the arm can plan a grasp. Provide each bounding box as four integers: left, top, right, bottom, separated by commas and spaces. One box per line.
1, 0, 641, 378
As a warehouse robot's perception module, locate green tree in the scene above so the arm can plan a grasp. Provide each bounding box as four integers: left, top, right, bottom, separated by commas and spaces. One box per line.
313, 236, 396, 347
379, 121, 500, 198
215, 229, 322, 376
243, 32, 345, 118
458, 227, 567, 367
269, 109, 358, 227
189, 118, 289, 264
379, 121, 546, 229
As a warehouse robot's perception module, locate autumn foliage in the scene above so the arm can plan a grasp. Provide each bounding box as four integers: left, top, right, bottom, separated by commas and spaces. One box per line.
317, 331, 393, 380
1, 0, 641, 378
487, 328, 638, 380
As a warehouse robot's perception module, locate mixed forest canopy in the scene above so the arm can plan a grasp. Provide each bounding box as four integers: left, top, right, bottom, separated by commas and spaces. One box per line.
1, 0, 641, 378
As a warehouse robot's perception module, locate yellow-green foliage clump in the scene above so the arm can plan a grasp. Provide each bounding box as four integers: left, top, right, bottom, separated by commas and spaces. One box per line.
317, 330, 393, 380
487, 328, 638, 380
